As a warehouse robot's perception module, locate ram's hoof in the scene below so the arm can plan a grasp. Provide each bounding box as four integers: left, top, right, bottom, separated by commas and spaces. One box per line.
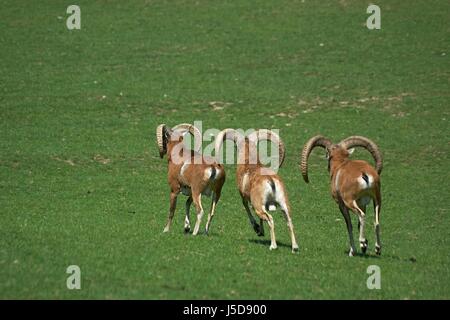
360, 239, 368, 254
375, 245, 381, 255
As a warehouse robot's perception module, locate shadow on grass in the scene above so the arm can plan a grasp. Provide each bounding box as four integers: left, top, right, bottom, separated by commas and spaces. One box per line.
347, 251, 382, 259
248, 239, 293, 249
344, 250, 417, 263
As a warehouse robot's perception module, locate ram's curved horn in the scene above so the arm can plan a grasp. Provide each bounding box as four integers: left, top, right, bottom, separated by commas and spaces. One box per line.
171, 123, 202, 152
339, 136, 383, 174
300, 135, 333, 183
247, 129, 286, 169
156, 124, 169, 158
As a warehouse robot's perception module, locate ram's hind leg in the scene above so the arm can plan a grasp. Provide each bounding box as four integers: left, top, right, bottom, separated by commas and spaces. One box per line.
258, 218, 265, 237
255, 208, 276, 250
374, 195, 382, 255
280, 203, 299, 253
205, 190, 221, 235
184, 196, 193, 233
243, 198, 263, 236
192, 192, 204, 236
353, 201, 368, 254
339, 201, 356, 256
163, 191, 178, 233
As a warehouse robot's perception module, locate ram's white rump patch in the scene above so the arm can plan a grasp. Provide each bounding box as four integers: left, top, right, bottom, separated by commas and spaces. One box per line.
263, 179, 287, 212
204, 167, 213, 180
358, 174, 374, 189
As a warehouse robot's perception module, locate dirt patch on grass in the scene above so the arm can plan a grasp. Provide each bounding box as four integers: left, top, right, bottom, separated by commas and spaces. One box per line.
93, 154, 111, 165
281, 92, 416, 116
52, 156, 76, 166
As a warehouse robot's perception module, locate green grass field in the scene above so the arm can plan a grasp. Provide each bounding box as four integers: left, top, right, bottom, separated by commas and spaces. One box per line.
1, 0, 449, 299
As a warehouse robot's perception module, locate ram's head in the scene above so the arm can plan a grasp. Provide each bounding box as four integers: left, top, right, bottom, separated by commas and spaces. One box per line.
300, 135, 383, 182
156, 123, 202, 158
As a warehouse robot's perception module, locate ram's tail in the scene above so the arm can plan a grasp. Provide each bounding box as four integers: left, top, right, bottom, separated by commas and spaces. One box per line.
266, 178, 277, 211
359, 172, 374, 189
206, 165, 224, 181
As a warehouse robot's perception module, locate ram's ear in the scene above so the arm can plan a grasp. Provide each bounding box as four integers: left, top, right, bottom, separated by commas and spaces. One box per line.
348, 148, 355, 155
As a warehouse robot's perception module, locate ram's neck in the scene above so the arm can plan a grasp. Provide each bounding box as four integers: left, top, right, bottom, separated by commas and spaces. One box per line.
236, 140, 260, 166
166, 141, 185, 163
329, 157, 348, 180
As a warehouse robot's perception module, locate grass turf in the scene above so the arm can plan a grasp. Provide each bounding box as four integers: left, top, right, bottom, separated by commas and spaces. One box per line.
0, 0, 449, 299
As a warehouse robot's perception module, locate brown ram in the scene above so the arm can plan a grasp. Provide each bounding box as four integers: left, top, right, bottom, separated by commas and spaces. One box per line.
215, 128, 299, 253
156, 123, 225, 235
300, 135, 382, 256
